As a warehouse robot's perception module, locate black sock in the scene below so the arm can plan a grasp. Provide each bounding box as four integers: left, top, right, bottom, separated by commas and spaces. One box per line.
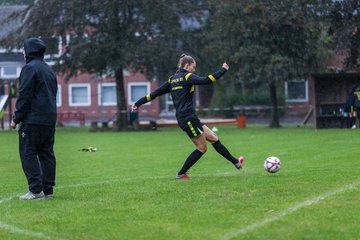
212, 140, 238, 164
178, 149, 204, 175
351, 117, 356, 126
348, 118, 353, 128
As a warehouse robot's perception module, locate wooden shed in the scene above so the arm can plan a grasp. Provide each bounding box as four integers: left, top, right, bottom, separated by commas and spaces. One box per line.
309, 72, 360, 128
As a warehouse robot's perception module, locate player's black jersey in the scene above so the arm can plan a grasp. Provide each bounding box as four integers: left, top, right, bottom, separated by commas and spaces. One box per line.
134, 68, 227, 122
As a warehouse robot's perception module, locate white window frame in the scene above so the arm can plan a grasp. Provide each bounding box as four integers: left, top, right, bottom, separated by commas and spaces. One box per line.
56, 85, 62, 107
98, 82, 117, 106
44, 35, 62, 66
285, 80, 308, 103
128, 82, 151, 105
1, 66, 20, 78
68, 83, 91, 106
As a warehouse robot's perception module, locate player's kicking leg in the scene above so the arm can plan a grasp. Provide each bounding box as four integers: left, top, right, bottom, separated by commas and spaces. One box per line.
202, 125, 244, 169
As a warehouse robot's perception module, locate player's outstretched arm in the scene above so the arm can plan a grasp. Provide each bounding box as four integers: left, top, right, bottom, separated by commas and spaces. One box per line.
186, 62, 230, 85
132, 81, 170, 110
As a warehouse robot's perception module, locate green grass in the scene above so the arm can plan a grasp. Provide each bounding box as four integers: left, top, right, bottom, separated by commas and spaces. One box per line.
0, 125, 359, 240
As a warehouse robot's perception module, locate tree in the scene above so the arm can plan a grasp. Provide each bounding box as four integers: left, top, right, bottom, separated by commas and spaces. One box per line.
328, 0, 360, 70
203, 0, 326, 127
1, 0, 204, 130
0, 0, 33, 5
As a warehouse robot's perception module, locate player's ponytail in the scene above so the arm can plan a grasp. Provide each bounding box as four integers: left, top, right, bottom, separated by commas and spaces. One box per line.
178, 53, 195, 69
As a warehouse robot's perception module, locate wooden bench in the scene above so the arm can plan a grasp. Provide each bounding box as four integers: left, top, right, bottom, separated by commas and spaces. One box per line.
316, 115, 346, 128
233, 105, 273, 117
57, 112, 85, 126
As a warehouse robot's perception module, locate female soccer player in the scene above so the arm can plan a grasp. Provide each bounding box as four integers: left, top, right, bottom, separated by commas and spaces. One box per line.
131, 54, 244, 179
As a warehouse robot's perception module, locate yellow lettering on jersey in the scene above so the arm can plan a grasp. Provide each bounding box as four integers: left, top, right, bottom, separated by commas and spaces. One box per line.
189, 85, 195, 93
146, 94, 151, 101
172, 86, 183, 90
170, 77, 183, 83
185, 73, 192, 81
208, 74, 216, 82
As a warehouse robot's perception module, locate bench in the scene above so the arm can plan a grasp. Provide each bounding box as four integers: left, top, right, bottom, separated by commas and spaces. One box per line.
316, 115, 347, 128
57, 112, 85, 126
233, 105, 273, 117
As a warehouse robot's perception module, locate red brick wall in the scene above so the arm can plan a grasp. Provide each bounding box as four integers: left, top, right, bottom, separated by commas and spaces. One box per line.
56, 71, 160, 123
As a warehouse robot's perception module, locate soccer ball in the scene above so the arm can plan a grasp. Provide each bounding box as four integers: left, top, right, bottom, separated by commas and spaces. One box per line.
264, 156, 281, 173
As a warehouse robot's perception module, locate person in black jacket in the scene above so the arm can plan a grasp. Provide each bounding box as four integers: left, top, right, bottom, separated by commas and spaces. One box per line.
131, 54, 244, 179
344, 84, 360, 128
11, 37, 57, 200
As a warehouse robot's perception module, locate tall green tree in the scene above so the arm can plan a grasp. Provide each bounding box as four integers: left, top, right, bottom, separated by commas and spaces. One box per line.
203, 0, 326, 127
1, 0, 204, 130
328, 0, 360, 70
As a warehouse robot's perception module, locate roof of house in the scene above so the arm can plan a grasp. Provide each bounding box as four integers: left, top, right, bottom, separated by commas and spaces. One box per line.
0, 5, 27, 40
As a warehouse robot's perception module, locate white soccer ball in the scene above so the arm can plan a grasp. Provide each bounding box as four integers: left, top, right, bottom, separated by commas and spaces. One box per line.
264, 156, 281, 173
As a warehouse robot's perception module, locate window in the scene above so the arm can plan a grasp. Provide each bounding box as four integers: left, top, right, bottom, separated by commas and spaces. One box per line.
98, 83, 116, 106
56, 85, 61, 107
42, 36, 61, 55
69, 84, 91, 106
164, 93, 175, 111
128, 82, 150, 105
44, 36, 62, 65
285, 80, 308, 102
1, 66, 18, 77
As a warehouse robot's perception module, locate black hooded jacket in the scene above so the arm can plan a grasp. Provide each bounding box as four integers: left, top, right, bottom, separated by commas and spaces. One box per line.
13, 38, 57, 126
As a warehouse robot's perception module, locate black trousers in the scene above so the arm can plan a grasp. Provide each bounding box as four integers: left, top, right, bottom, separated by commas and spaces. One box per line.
18, 124, 56, 195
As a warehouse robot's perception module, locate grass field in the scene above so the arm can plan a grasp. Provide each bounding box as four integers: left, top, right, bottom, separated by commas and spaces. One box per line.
0, 124, 359, 240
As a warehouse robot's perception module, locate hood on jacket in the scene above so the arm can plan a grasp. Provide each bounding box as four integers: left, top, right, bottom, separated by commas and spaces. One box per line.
24, 37, 46, 63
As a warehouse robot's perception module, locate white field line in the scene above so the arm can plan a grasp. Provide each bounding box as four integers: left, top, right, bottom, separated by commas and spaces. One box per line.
0, 177, 152, 240
1, 174, 358, 240
54, 171, 237, 189
0, 194, 65, 240
56, 175, 169, 189
0, 172, 232, 239
0, 171, 236, 200
220, 181, 360, 240
0, 175, 170, 201
0, 196, 14, 204
0, 221, 57, 240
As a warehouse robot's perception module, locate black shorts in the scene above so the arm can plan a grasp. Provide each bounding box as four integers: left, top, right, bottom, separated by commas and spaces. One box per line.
179, 116, 204, 139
